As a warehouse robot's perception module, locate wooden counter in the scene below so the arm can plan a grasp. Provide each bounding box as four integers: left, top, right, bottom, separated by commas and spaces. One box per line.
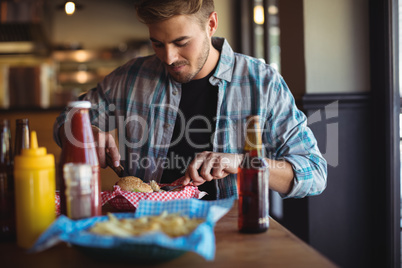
0, 201, 338, 268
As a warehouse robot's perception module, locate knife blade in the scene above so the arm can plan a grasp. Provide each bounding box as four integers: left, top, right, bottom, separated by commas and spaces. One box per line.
160, 180, 193, 191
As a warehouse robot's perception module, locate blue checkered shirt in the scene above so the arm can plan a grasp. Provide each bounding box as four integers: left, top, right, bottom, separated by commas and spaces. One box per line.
54, 37, 327, 199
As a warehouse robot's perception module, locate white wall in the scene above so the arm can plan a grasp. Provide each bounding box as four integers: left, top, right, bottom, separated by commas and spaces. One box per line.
214, 0, 235, 46
304, 0, 370, 93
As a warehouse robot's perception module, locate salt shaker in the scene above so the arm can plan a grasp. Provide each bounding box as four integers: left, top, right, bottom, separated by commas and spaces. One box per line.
63, 163, 93, 220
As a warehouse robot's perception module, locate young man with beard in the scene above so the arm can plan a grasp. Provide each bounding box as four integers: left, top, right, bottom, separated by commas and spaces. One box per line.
54, 0, 327, 200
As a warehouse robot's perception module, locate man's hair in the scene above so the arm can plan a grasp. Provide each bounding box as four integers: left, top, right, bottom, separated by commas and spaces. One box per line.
135, 0, 214, 27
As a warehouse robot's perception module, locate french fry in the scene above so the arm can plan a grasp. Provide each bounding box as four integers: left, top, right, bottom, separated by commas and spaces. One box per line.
89, 212, 204, 238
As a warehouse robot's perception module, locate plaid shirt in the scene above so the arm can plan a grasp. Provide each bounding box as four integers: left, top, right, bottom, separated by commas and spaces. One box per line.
54, 37, 327, 199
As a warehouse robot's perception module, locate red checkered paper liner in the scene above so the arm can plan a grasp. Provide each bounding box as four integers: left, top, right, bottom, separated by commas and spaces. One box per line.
56, 192, 60, 215
55, 180, 205, 214
103, 183, 202, 212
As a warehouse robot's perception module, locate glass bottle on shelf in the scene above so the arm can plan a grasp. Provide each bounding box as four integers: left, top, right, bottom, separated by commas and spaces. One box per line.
14, 119, 30, 156
237, 115, 270, 233
59, 101, 101, 217
0, 119, 15, 241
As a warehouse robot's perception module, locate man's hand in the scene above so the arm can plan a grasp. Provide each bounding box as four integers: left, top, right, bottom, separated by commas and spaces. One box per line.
91, 126, 120, 168
182, 151, 243, 186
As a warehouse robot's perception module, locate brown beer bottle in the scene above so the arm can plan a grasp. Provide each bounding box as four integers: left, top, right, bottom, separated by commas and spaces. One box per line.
237, 115, 269, 233
0, 119, 16, 240
14, 119, 30, 156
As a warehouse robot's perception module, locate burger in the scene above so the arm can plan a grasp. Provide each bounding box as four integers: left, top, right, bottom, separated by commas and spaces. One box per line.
117, 176, 153, 193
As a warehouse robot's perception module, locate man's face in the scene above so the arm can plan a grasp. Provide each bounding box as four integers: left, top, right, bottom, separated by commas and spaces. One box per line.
148, 15, 211, 83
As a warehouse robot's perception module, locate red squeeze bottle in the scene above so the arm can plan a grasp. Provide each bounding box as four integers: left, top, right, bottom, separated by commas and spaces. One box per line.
59, 101, 101, 216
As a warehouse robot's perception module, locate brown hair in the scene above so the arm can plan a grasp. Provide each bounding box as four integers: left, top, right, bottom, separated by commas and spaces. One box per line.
135, 0, 214, 27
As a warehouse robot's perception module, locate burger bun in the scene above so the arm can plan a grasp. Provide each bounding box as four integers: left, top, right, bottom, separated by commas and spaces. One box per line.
117, 176, 153, 193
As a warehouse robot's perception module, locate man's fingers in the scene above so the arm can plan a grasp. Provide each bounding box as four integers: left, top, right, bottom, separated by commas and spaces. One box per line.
92, 126, 105, 148
105, 134, 120, 167
186, 168, 205, 186
181, 176, 191, 185
91, 127, 120, 168
211, 168, 229, 179
184, 154, 208, 186
97, 147, 107, 168
184, 152, 244, 184
199, 154, 215, 181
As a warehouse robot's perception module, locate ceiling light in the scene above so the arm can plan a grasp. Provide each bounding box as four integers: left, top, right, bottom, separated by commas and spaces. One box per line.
57, 1, 83, 15
268, 5, 279, 15
65, 2, 75, 15
254, 5, 265, 25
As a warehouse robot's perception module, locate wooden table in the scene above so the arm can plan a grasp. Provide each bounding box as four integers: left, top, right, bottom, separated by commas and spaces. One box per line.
0, 201, 338, 268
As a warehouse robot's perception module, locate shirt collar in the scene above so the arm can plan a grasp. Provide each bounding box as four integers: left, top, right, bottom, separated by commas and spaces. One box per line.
211, 37, 235, 83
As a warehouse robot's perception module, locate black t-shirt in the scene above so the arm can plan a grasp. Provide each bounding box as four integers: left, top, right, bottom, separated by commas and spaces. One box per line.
160, 70, 218, 200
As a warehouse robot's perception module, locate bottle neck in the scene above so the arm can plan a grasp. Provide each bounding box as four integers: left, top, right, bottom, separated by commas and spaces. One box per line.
244, 119, 265, 158
0, 123, 12, 166
240, 116, 268, 170
15, 121, 30, 156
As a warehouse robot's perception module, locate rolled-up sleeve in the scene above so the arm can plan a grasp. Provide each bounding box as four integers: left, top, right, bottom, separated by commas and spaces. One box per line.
265, 75, 327, 198
280, 120, 327, 198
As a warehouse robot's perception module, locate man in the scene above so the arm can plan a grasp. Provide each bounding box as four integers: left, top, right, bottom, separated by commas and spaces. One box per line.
54, 0, 327, 200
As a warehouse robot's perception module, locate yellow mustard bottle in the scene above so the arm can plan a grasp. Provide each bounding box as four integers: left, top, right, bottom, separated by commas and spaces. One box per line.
14, 131, 56, 249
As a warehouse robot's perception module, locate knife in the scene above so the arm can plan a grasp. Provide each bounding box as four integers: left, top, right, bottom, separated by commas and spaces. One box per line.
159, 184, 184, 191
160, 180, 193, 191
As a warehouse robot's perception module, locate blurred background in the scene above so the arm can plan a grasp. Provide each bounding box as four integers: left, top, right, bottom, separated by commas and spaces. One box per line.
0, 0, 236, 109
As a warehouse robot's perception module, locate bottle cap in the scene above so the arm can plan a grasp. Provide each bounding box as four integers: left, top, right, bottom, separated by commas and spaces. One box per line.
67, 101, 91, 109
16, 118, 29, 125
0, 119, 10, 127
14, 131, 55, 170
